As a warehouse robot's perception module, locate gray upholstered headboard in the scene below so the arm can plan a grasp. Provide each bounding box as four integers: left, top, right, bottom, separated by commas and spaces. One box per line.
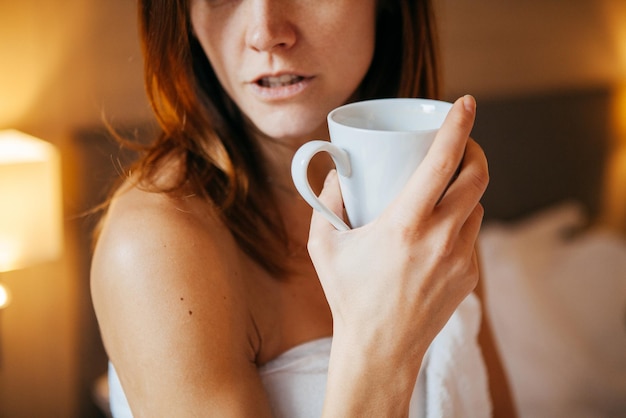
465, 87, 611, 222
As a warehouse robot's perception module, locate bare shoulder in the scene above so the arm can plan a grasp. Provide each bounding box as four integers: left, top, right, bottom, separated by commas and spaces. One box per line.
92, 181, 239, 297
90, 181, 272, 415
91, 181, 243, 321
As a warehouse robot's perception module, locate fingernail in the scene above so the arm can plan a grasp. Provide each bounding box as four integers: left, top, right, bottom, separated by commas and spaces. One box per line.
463, 94, 476, 114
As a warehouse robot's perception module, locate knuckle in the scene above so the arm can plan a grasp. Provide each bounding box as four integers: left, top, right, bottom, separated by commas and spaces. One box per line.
474, 203, 485, 220
430, 157, 460, 181
462, 251, 480, 286
430, 233, 456, 261
395, 219, 429, 248
467, 162, 489, 196
467, 259, 480, 283
307, 235, 324, 257
397, 222, 420, 243
467, 269, 480, 293
464, 141, 489, 191
447, 256, 479, 294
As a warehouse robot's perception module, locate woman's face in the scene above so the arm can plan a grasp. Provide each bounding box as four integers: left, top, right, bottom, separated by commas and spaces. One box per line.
190, 0, 377, 143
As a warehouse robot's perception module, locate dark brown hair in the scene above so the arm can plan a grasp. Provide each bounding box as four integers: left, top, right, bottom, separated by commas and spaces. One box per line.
111, 0, 440, 277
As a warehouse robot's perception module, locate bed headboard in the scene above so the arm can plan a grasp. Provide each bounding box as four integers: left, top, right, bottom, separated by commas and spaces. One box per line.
466, 87, 612, 222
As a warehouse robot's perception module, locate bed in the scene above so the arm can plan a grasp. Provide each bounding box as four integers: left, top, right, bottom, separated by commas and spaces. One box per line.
470, 87, 626, 416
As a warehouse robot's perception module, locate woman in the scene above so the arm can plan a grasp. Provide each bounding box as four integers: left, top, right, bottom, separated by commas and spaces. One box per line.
91, 0, 516, 416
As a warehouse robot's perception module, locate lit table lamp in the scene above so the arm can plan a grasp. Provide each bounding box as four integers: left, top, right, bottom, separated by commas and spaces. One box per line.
0, 130, 64, 309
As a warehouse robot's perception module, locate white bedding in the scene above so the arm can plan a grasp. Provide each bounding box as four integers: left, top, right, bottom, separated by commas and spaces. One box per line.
479, 202, 626, 417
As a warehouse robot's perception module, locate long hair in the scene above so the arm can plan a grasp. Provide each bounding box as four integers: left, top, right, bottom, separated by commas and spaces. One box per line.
112, 0, 440, 277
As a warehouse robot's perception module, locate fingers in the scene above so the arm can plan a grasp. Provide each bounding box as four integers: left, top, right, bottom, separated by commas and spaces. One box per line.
457, 202, 485, 257
437, 138, 489, 221
452, 203, 484, 293
419, 95, 476, 208
389, 95, 477, 224
308, 170, 345, 254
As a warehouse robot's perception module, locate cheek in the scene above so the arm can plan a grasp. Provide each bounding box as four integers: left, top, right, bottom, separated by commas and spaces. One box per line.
328, 10, 377, 84
194, 29, 239, 97
190, 6, 238, 86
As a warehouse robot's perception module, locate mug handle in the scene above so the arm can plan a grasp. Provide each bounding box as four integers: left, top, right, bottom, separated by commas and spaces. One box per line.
291, 140, 352, 231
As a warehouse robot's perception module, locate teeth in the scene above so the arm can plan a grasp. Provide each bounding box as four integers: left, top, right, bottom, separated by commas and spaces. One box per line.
259, 74, 303, 88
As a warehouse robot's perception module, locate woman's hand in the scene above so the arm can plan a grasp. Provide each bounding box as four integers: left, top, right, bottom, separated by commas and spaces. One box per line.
309, 95, 488, 416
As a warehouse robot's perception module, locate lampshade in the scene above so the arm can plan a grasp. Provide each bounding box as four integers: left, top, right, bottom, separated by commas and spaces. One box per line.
0, 283, 10, 309
0, 130, 64, 272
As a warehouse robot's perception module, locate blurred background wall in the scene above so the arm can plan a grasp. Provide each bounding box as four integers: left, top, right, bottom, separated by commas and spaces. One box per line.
0, 2, 150, 417
0, 0, 624, 416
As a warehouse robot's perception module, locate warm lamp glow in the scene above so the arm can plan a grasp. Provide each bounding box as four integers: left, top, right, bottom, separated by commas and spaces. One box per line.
600, 84, 626, 234
0, 283, 10, 309
0, 130, 64, 272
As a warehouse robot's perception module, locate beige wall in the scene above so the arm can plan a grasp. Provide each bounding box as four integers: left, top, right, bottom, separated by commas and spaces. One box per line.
0, 1, 148, 417
438, 0, 626, 99
0, 1, 150, 137
436, 0, 626, 232
0, 1, 625, 416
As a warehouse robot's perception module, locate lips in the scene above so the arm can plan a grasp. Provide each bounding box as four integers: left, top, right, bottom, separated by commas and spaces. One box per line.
249, 72, 313, 101
256, 74, 306, 88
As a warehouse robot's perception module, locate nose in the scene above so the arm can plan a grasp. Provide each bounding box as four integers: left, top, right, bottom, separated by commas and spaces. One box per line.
245, 0, 297, 52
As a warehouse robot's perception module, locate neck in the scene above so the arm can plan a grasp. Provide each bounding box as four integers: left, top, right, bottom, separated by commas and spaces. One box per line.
256, 123, 334, 199
252, 124, 335, 254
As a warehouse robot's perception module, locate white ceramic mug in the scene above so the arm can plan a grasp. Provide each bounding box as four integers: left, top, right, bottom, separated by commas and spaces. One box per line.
291, 98, 453, 230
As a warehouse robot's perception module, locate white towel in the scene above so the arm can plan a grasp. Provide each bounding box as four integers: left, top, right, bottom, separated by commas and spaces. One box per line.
422, 292, 492, 418
259, 337, 331, 418
108, 295, 492, 418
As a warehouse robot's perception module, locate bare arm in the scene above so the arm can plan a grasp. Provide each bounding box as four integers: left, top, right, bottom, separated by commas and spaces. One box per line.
91, 189, 274, 417
309, 96, 489, 416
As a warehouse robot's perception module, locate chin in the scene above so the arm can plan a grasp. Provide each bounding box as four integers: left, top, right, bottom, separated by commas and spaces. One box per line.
252, 112, 329, 144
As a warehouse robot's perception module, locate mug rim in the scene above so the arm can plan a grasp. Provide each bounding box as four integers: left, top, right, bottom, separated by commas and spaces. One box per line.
327, 98, 452, 134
